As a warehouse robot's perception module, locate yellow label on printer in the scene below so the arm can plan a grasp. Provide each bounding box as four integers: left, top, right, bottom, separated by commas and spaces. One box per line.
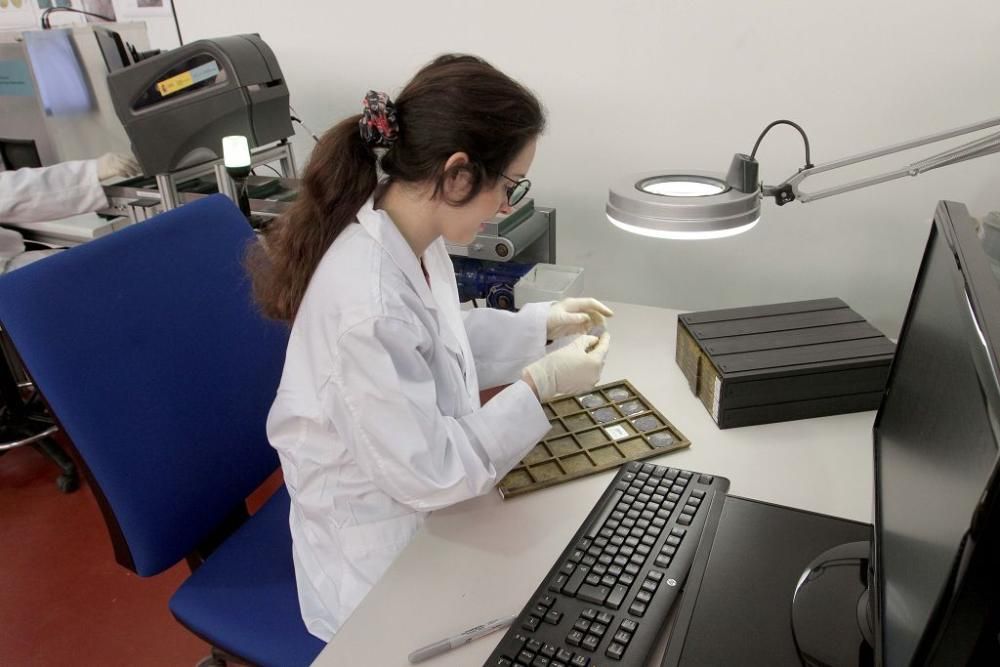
156, 71, 193, 97
155, 61, 221, 98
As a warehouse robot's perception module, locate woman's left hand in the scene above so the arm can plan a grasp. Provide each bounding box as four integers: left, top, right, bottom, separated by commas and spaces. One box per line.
547, 297, 614, 340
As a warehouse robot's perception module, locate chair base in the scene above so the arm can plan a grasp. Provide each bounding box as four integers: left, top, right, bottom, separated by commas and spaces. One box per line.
0, 412, 78, 493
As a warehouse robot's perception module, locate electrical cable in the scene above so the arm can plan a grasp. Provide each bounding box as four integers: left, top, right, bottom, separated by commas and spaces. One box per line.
41, 7, 114, 29
750, 119, 813, 169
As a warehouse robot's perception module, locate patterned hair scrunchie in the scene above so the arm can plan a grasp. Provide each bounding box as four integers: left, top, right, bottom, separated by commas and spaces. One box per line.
359, 90, 399, 147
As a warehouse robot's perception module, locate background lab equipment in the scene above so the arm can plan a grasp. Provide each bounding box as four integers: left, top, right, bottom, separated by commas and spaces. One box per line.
486, 200, 1000, 667
0, 23, 149, 171
106, 32, 293, 176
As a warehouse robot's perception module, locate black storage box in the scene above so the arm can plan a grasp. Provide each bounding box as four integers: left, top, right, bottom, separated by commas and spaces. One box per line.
675, 298, 895, 428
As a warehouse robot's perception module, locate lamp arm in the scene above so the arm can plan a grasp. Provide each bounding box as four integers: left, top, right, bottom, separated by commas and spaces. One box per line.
762, 114, 1000, 205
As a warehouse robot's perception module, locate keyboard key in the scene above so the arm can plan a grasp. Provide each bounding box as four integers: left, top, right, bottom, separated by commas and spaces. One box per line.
654, 555, 671, 568
597, 611, 614, 625
577, 584, 611, 605
671, 527, 686, 537
692, 489, 705, 499
564, 566, 590, 596
648, 570, 664, 582
518, 649, 536, 664
574, 619, 591, 633
666, 535, 682, 546
606, 642, 626, 660
582, 555, 597, 567
590, 622, 608, 637
636, 590, 653, 603
556, 648, 574, 662
566, 630, 584, 646
614, 629, 632, 644
495, 658, 513, 667
527, 638, 543, 652
532, 655, 550, 667
549, 574, 568, 592
523, 615, 541, 631
661, 544, 677, 556
592, 563, 608, 576
620, 573, 635, 586
585, 573, 602, 586
541, 643, 558, 658
601, 575, 617, 588
620, 618, 638, 633
582, 634, 600, 651
539, 595, 556, 608
629, 601, 647, 617
581, 608, 598, 620
569, 550, 584, 563
678, 513, 693, 526
560, 562, 576, 576
544, 610, 563, 625
642, 579, 658, 592
698, 474, 714, 484
571, 654, 590, 666
607, 584, 628, 609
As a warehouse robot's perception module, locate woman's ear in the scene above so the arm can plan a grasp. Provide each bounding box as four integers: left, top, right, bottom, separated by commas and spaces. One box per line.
441, 151, 472, 202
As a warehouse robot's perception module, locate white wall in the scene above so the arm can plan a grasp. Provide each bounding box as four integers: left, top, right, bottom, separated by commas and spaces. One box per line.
175, 0, 1000, 337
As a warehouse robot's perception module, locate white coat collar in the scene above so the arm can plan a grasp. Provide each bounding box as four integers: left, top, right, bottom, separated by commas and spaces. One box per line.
355, 193, 439, 314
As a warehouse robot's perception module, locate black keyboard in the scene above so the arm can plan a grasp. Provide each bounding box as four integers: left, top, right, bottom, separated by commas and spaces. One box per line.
484, 461, 729, 667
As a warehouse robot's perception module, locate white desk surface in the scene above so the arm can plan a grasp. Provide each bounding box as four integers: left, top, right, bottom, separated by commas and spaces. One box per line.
313, 301, 876, 666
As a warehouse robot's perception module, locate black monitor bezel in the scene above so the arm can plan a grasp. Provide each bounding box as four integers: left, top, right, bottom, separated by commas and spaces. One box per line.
871, 200, 1000, 666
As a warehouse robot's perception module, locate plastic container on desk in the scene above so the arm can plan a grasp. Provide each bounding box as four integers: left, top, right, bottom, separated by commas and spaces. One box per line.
514, 263, 584, 308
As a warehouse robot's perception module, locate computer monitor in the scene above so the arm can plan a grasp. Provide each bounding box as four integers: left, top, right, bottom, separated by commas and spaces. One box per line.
0, 138, 42, 170
872, 201, 1000, 665
790, 201, 1000, 667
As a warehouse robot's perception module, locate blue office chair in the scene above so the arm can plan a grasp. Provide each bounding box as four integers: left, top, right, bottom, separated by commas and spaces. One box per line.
0, 195, 324, 666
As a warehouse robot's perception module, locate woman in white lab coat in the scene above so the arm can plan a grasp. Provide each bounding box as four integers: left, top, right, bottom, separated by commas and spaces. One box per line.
249, 54, 612, 641
0, 154, 139, 273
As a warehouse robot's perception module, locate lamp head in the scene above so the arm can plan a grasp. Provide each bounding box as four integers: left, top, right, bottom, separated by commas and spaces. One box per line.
606, 154, 762, 240
222, 135, 252, 177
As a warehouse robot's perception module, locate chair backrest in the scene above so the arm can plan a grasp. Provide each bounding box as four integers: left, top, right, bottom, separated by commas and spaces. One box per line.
0, 195, 288, 576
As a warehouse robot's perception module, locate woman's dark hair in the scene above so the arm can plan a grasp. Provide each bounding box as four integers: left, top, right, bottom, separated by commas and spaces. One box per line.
247, 54, 546, 321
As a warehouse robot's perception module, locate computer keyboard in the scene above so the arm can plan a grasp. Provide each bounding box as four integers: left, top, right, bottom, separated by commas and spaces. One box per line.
485, 461, 729, 666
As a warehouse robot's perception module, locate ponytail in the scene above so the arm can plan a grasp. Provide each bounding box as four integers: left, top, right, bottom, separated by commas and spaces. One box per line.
247, 114, 377, 321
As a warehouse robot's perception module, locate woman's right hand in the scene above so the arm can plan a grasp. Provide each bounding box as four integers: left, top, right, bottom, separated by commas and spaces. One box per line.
522, 332, 611, 401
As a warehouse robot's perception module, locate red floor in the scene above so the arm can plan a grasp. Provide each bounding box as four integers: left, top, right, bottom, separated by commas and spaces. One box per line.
0, 440, 210, 666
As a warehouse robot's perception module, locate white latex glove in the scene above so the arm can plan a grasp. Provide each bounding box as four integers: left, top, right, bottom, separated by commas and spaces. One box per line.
547, 297, 614, 340
96, 153, 142, 181
522, 332, 611, 401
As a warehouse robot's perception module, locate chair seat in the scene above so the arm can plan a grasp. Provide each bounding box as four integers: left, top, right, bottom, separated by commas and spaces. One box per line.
169, 486, 324, 667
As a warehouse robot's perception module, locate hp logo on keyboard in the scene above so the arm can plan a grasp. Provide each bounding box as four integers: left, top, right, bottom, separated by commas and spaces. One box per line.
667, 579, 677, 587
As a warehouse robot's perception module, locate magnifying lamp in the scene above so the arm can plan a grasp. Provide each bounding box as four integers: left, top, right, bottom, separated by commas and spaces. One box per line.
607, 115, 1000, 240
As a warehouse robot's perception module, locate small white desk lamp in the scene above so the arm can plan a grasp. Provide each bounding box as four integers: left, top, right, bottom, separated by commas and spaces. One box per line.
222, 135, 252, 221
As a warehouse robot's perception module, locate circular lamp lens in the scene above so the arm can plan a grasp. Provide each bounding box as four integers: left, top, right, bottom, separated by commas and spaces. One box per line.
607, 169, 761, 240
638, 176, 727, 197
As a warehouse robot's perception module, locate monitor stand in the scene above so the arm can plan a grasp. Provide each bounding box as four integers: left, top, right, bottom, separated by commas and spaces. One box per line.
661, 496, 873, 667
791, 540, 875, 667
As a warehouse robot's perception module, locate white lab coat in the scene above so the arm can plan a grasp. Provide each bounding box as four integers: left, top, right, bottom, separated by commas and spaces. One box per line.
267, 193, 552, 641
0, 160, 107, 273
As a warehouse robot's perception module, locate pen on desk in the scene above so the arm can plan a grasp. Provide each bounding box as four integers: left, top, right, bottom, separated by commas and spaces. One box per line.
407, 613, 517, 664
